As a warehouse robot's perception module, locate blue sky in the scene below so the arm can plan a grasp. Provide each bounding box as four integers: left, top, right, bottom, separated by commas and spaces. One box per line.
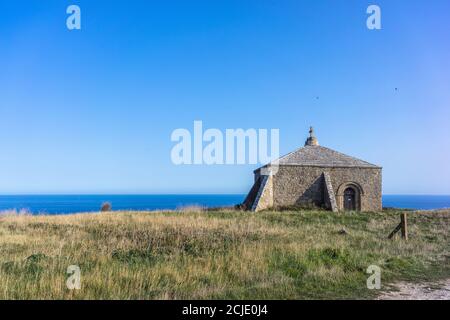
0, 0, 449, 195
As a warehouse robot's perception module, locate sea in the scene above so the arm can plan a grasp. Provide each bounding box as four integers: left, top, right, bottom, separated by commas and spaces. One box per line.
0, 195, 449, 215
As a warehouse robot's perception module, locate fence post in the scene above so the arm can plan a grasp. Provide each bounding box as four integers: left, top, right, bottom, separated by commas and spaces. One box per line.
388, 212, 409, 240
400, 212, 408, 240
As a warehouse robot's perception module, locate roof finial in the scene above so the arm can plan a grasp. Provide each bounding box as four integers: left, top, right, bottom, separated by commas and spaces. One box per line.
305, 126, 319, 146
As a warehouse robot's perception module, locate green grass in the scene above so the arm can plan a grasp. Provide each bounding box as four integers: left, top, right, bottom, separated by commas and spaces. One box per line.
0, 209, 448, 299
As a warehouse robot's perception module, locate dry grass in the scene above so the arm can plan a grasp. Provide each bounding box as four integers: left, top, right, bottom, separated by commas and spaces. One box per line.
176, 205, 206, 213
0, 209, 449, 300
0, 209, 31, 217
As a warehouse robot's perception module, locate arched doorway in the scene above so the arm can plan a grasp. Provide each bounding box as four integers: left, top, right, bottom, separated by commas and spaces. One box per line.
344, 187, 356, 211
337, 182, 363, 212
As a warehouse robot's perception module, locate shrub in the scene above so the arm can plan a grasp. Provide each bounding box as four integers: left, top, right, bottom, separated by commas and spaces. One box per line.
100, 202, 112, 212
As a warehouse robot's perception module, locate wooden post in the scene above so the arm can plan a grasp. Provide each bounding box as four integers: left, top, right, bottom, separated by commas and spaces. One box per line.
388, 223, 401, 239
388, 212, 408, 240
400, 212, 408, 240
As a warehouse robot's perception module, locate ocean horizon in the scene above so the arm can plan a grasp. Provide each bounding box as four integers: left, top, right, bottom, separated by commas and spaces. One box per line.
0, 194, 449, 215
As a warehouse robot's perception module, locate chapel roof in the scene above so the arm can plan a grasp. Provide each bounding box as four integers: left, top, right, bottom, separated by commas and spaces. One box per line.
258, 127, 381, 170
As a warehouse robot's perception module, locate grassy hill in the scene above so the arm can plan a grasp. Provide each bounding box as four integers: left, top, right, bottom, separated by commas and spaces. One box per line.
0, 208, 449, 299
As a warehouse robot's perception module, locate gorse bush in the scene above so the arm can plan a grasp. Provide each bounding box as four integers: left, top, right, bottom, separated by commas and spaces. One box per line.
100, 202, 112, 212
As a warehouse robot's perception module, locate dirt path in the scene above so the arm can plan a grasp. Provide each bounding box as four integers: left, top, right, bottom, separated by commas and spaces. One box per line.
377, 279, 450, 300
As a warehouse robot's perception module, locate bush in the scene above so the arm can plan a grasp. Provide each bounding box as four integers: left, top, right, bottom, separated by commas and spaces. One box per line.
100, 202, 112, 212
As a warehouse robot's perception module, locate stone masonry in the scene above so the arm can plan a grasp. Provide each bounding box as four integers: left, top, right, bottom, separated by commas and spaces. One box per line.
243, 128, 382, 212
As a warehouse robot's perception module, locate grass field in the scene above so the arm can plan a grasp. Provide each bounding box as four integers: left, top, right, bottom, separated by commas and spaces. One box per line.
0, 208, 449, 299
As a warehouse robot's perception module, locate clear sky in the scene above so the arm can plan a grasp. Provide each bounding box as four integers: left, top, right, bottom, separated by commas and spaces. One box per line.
1, 0, 449, 195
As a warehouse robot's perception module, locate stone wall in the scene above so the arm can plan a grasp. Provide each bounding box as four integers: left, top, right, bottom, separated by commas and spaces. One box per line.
242, 176, 262, 210
270, 166, 382, 211
323, 171, 338, 212
252, 174, 273, 212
